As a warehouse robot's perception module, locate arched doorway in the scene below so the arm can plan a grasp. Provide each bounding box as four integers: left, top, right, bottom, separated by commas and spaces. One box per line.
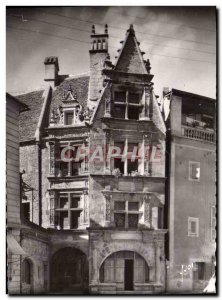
99, 251, 149, 291
50, 247, 88, 294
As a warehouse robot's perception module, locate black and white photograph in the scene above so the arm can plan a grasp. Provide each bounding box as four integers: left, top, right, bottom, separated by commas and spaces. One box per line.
5, 5, 217, 295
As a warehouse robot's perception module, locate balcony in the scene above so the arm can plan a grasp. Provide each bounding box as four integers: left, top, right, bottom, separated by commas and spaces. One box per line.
181, 125, 214, 143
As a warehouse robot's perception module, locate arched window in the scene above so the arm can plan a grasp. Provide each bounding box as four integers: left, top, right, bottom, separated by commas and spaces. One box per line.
22, 259, 31, 284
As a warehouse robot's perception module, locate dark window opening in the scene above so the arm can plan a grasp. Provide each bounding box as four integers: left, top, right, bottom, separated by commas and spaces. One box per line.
145, 263, 149, 283
72, 161, 81, 176
128, 214, 139, 228
59, 196, 69, 209
71, 196, 80, 208
59, 211, 69, 229
114, 158, 124, 174
70, 211, 81, 229
114, 201, 125, 211
128, 160, 138, 174
22, 202, 30, 221
128, 202, 139, 211
113, 105, 125, 119
191, 221, 197, 234
22, 259, 31, 284
193, 262, 205, 280
128, 106, 140, 120
60, 162, 68, 176
115, 91, 126, 103
65, 112, 74, 125
158, 207, 163, 229
128, 93, 140, 104
114, 213, 125, 228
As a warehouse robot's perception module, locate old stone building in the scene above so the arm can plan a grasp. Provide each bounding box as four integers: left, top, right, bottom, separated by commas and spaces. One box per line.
163, 89, 216, 293
11, 24, 167, 294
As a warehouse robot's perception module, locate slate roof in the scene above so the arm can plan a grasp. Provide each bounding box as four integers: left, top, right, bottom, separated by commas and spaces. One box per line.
17, 75, 90, 142
17, 90, 45, 142
50, 75, 90, 117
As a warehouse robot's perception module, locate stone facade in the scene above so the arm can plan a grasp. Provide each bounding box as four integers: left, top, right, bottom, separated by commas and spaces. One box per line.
11, 24, 168, 294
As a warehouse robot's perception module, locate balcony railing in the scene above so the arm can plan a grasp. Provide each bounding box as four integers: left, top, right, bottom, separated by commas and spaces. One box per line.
181, 125, 214, 143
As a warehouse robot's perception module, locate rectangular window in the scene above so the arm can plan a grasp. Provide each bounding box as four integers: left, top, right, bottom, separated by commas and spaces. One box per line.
22, 202, 30, 221
128, 106, 140, 120
114, 213, 125, 228
115, 91, 126, 103
114, 201, 125, 211
188, 217, 199, 237
128, 202, 139, 211
114, 158, 124, 174
113, 105, 125, 119
57, 143, 87, 177
128, 93, 140, 104
70, 211, 81, 229
65, 112, 74, 125
189, 161, 200, 181
193, 262, 205, 280
70, 196, 81, 208
113, 90, 141, 120
113, 200, 140, 228
55, 193, 83, 230
128, 214, 139, 228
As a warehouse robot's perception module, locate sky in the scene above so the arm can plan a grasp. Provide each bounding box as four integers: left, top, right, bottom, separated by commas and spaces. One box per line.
6, 6, 216, 98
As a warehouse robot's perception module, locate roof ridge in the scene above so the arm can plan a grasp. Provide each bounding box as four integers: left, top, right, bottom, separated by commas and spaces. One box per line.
65, 72, 90, 81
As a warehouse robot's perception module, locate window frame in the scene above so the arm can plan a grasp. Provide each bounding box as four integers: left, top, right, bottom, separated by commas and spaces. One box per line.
113, 90, 141, 120
57, 142, 88, 177
189, 161, 200, 182
188, 217, 199, 237
55, 192, 82, 230
113, 140, 140, 176
64, 110, 75, 125
114, 200, 141, 229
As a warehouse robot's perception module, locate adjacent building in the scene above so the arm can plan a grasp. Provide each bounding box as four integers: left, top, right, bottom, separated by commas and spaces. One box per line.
163, 88, 216, 293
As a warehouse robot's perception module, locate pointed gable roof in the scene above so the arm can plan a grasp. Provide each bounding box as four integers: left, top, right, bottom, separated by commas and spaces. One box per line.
114, 25, 148, 74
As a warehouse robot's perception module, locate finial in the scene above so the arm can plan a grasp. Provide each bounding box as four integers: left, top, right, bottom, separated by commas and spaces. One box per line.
105, 24, 108, 34
127, 24, 135, 35
146, 59, 151, 73
92, 25, 95, 34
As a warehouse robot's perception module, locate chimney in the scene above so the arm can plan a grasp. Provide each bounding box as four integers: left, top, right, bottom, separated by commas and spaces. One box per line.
44, 56, 59, 88
89, 25, 109, 102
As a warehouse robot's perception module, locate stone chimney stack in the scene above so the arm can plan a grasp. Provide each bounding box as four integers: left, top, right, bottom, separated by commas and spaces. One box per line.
44, 56, 59, 88
89, 25, 109, 102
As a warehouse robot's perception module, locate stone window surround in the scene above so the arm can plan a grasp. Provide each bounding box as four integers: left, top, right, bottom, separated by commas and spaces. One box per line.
104, 192, 163, 230
55, 192, 83, 230
113, 88, 141, 120
113, 199, 142, 229
49, 190, 89, 230
188, 161, 200, 182
107, 136, 152, 176
188, 216, 199, 237
49, 141, 88, 177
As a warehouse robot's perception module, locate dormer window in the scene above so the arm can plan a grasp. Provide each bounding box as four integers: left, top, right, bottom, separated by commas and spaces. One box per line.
65, 111, 74, 125
113, 90, 141, 120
